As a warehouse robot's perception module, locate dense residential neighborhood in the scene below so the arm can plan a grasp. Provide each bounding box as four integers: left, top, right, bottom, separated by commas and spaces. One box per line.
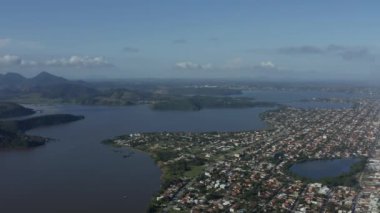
110, 100, 380, 212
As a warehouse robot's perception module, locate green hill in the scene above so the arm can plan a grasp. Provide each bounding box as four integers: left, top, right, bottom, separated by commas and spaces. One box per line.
0, 102, 35, 119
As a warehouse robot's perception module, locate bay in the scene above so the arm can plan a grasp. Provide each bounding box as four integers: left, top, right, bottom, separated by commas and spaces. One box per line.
0, 105, 269, 213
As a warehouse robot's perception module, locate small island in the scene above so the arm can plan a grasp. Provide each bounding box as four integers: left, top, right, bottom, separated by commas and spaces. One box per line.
0, 128, 47, 148
0, 103, 84, 149
151, 96, 281, 111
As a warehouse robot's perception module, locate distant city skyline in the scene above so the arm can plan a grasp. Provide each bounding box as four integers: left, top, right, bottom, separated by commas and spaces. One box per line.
1, 0, 380, 81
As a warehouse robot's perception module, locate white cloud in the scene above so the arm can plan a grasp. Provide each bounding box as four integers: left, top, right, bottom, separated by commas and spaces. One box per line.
175, 61, 213, 70
0, 55, 22, 66
0, 55, 40, 68
174, 59, 280, 73
21, 60, 39, 66
258, 61, 276, 69
45, 56, 112, 67
0, 55, 113, 69
223, 58, 278, 72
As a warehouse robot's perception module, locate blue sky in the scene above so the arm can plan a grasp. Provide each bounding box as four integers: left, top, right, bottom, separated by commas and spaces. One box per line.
1, 0, 380, 80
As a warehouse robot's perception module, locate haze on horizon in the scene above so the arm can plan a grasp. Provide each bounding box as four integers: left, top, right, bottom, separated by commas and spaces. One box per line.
1, 0, 380, 82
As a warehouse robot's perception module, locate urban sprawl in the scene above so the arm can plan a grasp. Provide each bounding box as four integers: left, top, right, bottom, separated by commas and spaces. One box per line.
110, 100, 380, 212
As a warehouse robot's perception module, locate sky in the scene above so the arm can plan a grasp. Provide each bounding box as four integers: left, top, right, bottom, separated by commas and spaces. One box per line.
1, 0, 380, 81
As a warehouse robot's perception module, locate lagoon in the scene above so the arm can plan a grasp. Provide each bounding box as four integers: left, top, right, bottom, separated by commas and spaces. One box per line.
289, 158, 361, 180
0, 105, 269, 213
0, 90, 363, 212
237, 89, 367, 109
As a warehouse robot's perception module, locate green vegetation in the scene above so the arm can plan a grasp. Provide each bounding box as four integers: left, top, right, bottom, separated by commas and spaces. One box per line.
165, 87, 242, 96
152, 98, 201, 111
0, 102, 35, 118
319, 158, 367, 187
154, 150, 179, 162
184, 165, 205, 178
0, 128, 46, 148
0, 72, 285, 112
17, 114, 84, 132
151, 96, 279, 111
148, 149, 198, 187
0, 114, 84, 132
286, 158, 367, 187
0, 107, 84, 149
125, 144, 207, 188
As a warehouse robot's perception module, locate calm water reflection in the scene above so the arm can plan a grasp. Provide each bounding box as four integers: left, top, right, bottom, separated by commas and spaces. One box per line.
0, 105, 269, 213
290, 158, 360, 180
238, 90, 370, 109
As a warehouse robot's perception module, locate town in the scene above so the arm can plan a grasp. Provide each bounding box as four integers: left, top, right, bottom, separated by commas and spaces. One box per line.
109, 100, 380, 212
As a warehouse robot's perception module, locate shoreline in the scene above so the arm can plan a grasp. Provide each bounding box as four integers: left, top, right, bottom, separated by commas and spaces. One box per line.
103, 103, 377, 211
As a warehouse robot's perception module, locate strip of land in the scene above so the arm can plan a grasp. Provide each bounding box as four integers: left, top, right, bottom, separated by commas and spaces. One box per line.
0, 103, 84, 149
107, 100, 380, 212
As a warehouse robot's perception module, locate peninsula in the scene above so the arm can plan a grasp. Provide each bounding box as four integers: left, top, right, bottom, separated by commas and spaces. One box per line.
107, 100, 380, 212
0, 103, 84, 149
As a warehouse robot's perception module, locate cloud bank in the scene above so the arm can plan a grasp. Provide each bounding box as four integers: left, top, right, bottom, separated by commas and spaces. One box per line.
175, 61, 213, 70
175, 59, 280, 73
0, 55, 113, 69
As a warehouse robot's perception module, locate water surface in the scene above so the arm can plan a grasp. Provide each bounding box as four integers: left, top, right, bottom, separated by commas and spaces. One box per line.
238, 90, 370, 109
0, 90, 361, 212
290, 158, 361, 180
0, 105, 269, 213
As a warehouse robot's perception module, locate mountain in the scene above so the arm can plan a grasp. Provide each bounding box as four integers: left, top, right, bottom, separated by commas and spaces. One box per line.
27, 72, 100, 99
0, 72, 102, 102
3, 72, 27, 83
0, 73, 27, 88
0, 71, 69, 89
28, 71, 69, 86
0, 72, 149, 105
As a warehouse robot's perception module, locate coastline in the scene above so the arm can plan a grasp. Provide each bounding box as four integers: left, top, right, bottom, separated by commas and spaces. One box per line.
102, 101, 379, 212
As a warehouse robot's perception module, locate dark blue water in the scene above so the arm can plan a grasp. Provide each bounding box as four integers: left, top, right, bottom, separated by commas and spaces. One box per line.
0, 105, 269, 213
0, 90, 364, 212
290, 158, 361, 180
238, 90, 369, 109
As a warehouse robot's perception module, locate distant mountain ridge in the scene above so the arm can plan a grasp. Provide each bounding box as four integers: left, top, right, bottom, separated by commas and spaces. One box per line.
0, 72, 100, 101
28, 71, 69, 86
0, 73, 27, 88
0, 71, 69, 88
0, 72, 266, 109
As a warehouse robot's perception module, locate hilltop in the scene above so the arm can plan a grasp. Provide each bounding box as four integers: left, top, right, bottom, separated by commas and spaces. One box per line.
0, 72, 279, 110
0, 102, 84, 149
0, 102, 35, 118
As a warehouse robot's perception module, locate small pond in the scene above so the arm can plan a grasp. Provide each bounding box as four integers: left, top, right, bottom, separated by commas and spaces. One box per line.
289, 158, 361, 180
